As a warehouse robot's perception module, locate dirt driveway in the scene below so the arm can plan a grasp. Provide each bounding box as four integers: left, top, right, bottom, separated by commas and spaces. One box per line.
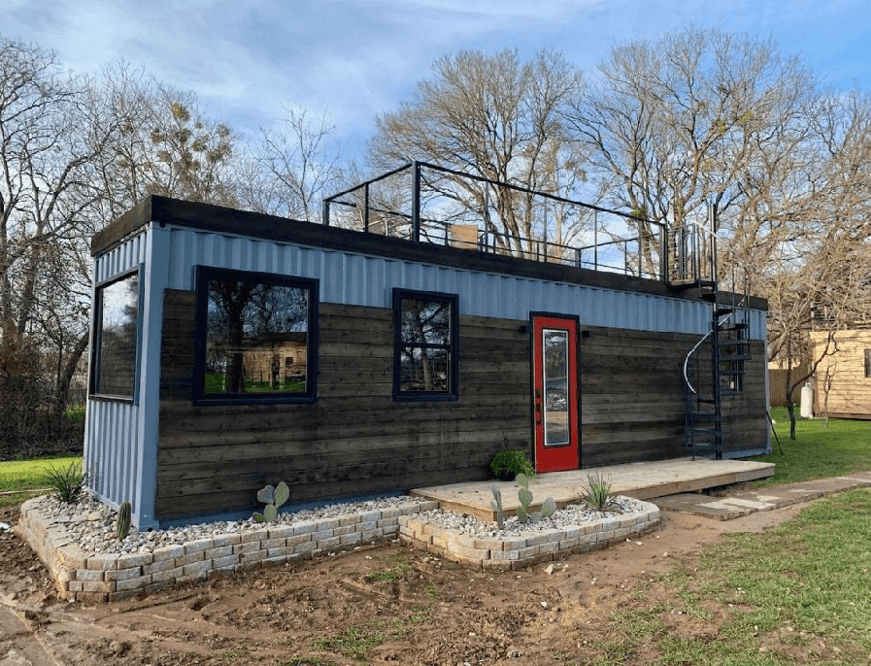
0, 500, 807, 666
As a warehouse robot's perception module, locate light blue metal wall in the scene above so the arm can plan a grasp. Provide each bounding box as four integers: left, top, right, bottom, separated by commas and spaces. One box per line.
85, 229, 149, 521
165, 226, 767, 340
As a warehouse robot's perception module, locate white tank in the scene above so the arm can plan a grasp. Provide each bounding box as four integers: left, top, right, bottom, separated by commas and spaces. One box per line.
800, 382, 814, 419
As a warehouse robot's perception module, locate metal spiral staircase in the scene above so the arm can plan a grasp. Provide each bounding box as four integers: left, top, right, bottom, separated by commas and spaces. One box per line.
671, 219, 751, 460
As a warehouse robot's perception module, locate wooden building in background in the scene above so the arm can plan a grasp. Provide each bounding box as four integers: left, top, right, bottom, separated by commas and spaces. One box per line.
811, 329, 871, 419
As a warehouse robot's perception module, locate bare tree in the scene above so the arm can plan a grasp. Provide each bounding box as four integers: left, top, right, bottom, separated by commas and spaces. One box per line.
146, 87, 237, 206
761, 87, 871, 437
0, 41, 243, 453
95, 69, 238, 209
237, 108, 345, 221
368, 49, 588, 256
563, 27, 820, 279
0, 38, 122, 451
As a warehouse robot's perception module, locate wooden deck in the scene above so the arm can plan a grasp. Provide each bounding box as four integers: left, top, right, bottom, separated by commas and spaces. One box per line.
409, 458, 775, 521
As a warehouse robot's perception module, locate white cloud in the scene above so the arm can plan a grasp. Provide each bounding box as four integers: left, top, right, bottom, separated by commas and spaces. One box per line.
3, 0, 871, 160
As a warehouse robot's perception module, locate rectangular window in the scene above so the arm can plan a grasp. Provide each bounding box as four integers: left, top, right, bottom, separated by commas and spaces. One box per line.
91, 268, 141, 399
194, 267, 318, 405
719, 332, 745, 393
393, 289, 458, 401
865, 349, 871, 378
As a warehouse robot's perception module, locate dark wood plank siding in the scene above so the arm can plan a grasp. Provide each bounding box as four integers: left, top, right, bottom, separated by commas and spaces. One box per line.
720, 340, 768, 453
578, 329, 767, 466
579, 327, 689, 467
156, 290, 768, 521
156, 294, 531, 520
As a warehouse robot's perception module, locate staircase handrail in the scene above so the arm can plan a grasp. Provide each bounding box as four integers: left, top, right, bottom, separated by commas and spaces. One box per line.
682, 308, 741, 395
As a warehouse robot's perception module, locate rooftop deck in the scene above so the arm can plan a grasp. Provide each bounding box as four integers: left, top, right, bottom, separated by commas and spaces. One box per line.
323, 161, 719, 287
410, 458, 775, 521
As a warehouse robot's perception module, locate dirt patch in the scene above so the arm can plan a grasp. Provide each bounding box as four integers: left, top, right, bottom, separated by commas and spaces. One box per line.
0, 501, 805, 665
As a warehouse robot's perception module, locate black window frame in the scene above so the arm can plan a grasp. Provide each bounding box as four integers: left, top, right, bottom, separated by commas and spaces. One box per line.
865, 349, 871, 379
89, 265, 143, 403
392, 288, 459, 402
193, 266, 319, 406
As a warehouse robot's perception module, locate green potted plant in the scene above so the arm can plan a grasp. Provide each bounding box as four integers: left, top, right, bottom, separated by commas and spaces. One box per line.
490, 449, 534, 481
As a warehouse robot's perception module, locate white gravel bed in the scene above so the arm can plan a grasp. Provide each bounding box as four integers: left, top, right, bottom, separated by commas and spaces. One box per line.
414, 496, 647, 538
36, 493, 422, 556
35, 492, 647, 556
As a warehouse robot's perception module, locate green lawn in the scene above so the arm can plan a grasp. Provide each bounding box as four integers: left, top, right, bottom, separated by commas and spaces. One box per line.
595, 488, 871, 665
204, 372, 305, 394
0, 455, 82, 509
748, 407, 871, 487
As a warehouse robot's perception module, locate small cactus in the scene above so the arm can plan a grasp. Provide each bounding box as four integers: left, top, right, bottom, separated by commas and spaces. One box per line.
540, 496, 557, 519
516, 473, 533, 523
116, 501, 132, 540
253, 481, 290, 522
490, 485, 505, 530
515, 473, 556, 524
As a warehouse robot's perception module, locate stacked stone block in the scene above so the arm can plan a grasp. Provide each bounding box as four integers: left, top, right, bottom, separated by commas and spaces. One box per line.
17, 498, 436, 602
398, 502, 662, 569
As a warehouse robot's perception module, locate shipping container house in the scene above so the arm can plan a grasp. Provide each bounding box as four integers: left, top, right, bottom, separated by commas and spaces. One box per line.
85, 168, 770, 529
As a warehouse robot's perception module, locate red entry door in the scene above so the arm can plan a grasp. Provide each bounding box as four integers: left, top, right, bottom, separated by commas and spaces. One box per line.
533, 316, 579, 472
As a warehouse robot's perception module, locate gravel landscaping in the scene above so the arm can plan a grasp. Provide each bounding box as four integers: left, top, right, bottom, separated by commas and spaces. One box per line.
35, 492, 652, 556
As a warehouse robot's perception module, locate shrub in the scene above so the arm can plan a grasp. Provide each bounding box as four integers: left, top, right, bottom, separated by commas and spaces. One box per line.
63, 403, 86, 423
490, 449, 534, 479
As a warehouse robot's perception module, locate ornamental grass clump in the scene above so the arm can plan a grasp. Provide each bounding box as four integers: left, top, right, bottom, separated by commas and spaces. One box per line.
577, 470, 621, 513
41, 460, 85, 503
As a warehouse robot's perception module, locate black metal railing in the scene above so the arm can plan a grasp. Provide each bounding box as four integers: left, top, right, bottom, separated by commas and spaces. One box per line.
323, 161, 688, 283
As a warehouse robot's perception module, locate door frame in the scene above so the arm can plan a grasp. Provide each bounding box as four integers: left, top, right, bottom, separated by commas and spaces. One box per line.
529, 312, 581, 473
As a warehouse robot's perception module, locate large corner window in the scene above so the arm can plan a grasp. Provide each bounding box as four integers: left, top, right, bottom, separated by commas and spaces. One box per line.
393, 289, 458, 401
194, 267, 318, 405
91, 268, 141, 400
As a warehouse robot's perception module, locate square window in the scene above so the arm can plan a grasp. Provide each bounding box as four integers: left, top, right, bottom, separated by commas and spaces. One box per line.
194, 268, 318, 404
91, 268, 141, 399
393, 289, 458, 400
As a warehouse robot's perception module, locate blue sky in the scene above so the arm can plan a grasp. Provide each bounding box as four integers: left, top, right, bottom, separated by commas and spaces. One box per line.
5, 0, 870, 158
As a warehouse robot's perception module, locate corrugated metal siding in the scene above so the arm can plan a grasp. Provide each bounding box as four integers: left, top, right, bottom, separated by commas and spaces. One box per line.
85, 228, 150, 512
94, 229, 149, 283
86, 399, 141, 508
164, 226, 767, 339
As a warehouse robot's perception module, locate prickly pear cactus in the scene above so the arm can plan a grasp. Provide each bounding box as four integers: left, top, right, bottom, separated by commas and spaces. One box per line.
540, 496, 557, 519
253, 481, 290, 522
257, 484, 276, 505
513, 474, 557, 524
273, 481, 290, 507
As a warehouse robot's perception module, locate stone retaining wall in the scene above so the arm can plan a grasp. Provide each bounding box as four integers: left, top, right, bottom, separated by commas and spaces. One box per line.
398, 503, 662, 568
17, 497, 437, 603
18, 497, 661, 602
